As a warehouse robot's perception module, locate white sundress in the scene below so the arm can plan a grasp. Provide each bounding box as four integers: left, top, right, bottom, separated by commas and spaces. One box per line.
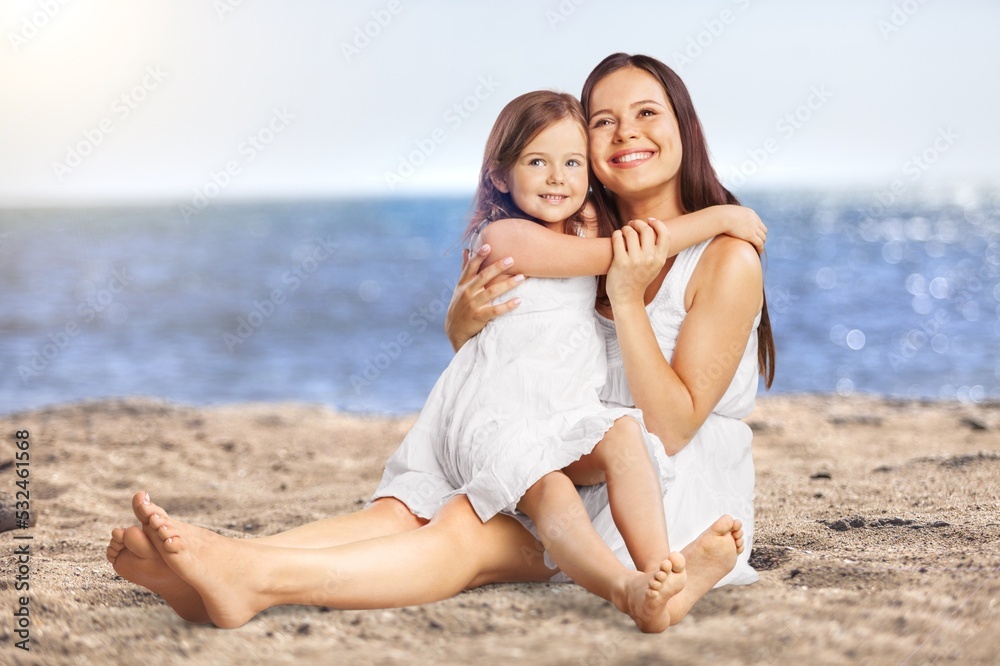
370, 224, 670, 524
559, 238, 761, 587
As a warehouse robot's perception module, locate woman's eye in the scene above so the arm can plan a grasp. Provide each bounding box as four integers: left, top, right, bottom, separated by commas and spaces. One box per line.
639, 108, 656, 117
592, 118, 612, 128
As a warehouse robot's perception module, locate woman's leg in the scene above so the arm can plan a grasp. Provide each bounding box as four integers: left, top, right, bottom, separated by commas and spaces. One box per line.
107, 496, 426, 623
255, 497, 426, 548
131, 492, 554, 628
563, 416, 670, 572
516, 471, 684, 633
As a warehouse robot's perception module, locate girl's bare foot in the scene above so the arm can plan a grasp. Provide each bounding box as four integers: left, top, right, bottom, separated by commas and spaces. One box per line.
106, 524, 211, 624
134, 491, 269, 628
613, 551, 686, 633
665, 515, 744, 625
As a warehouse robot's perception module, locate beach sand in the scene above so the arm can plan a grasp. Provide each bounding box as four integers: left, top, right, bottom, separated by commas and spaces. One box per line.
1, 394, 998, 665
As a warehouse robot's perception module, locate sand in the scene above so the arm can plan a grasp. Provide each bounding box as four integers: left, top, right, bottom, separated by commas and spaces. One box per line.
1, 394, 998, 665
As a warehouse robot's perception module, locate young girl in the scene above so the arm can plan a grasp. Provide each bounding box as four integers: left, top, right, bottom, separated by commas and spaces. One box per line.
371, 90, 762, 631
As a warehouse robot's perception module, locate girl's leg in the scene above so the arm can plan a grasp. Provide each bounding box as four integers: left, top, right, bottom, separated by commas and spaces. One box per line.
131, 492, 554, 629
516, 470, 685, 633
563, 416, 670, 572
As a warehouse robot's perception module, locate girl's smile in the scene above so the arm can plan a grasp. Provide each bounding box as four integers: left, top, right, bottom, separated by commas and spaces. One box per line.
491, 117, 589, 229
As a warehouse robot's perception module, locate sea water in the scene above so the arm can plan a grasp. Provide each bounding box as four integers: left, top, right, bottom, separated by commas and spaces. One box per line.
1, 189, 998, 415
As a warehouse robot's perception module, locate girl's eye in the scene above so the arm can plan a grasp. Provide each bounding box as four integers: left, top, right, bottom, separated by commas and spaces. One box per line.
566, 159, 582, 167
528, 158, 545, 166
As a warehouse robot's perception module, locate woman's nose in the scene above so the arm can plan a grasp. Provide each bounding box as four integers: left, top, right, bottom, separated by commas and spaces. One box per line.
614, 118, 639, 142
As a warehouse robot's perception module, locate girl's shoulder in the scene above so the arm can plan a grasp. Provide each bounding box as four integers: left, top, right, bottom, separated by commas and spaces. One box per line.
466, 217, 524, 256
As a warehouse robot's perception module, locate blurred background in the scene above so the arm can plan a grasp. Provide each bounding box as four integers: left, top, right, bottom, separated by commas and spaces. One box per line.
1, 0, 998, 414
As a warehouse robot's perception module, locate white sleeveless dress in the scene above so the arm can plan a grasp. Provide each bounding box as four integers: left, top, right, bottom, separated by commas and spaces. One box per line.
559, 238, 760, 586
371, 229, 670, 523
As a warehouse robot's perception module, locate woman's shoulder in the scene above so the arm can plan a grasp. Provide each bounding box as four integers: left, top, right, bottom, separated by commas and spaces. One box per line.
701, 235, 762, 275
686, 236, 763, 308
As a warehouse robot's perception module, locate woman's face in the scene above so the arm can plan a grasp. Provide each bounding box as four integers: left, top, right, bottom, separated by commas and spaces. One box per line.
587, 67, 683, 200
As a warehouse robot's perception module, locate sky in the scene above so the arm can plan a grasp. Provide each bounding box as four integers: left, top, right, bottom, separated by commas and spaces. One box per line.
1, 0, 998, 205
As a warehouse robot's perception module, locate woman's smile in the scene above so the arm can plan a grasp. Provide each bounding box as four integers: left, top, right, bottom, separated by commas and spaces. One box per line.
608, 148, 657, 168
587, 67, 683, 199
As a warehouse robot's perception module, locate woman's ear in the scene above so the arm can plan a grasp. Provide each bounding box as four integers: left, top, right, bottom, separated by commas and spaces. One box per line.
489, 170, 510, 194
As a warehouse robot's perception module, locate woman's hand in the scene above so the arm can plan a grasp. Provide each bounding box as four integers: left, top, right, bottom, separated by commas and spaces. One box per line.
718, 204, 767, 254
444, 244, 523, 352
606, 218, 671, 309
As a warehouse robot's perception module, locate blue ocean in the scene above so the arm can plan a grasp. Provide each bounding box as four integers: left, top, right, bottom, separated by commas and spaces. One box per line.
1, 190, 998, 416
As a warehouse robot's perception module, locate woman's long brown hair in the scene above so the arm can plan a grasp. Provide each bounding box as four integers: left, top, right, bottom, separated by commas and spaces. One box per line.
581, 53, 775, 388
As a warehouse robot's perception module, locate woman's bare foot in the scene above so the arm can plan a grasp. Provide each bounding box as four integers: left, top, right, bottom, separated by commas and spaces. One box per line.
613, 551, 686, 633
665, 515, 744, 625
106, 524, 211, 624
134, 491, 269, 628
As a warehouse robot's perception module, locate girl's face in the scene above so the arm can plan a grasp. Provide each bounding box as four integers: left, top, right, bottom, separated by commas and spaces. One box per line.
586, 67, 683, 200
493, 117, 589, 228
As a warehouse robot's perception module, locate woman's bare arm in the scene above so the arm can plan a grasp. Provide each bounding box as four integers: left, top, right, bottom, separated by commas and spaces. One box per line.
609, 229, 763, 455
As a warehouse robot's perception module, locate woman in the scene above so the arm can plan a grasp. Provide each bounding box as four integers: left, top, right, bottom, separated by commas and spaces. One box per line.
106, 53, 773, 631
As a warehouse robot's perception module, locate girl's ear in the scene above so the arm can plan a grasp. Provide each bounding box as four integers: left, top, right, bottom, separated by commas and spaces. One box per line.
489, 170, 510, 194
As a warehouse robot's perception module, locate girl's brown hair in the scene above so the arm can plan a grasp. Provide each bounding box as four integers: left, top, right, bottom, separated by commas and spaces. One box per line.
581, 53, 775, 388
465, 90, 589, 239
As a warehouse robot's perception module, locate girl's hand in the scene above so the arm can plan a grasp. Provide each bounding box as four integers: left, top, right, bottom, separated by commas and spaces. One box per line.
606, 218, 671, 308
444, 244, 523, 352
719, 205, 767, 253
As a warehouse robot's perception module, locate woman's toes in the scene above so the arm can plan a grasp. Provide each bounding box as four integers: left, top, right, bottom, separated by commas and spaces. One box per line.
132, 491, 152, 520
154, 522, 178, 541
